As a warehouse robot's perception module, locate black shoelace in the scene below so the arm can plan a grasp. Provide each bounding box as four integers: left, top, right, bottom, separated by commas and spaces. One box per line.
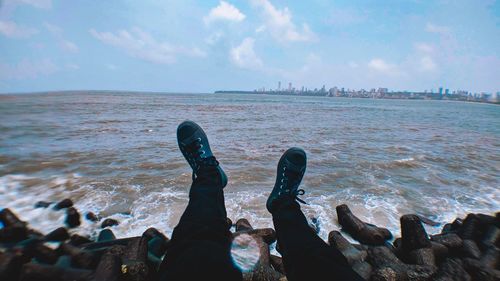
184, 137, 219, 181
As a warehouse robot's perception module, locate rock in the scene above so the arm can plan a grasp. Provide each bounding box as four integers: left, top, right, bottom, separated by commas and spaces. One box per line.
407, 247, 435, 266
142, 227, 169, 243
433, 258, 471, 281
53, 198, 73, 210
44, 227, 70, 242
243, 228, 277, 245
459, 214, 480, 240
0, 251, 25, 281
430, 241, 449, 262
0, 223, 28, 243
121, 234, 149, 281
65, 207, 81, 228
148, 237, 168, 258
336, 204, 392, 245
351, 261, 372, 280
82, 237, 140, 251
235, 218, 253, 232
481, 225, 500, 249
101, 218, 119, 228
58, 243, 97, 269
0, 208, 26, 227
93, 246, 125, 281
270, 255, 285, 275
463, 258, 500, 281
461, 239, 481, 259
328, 231, 367, 264
417, 215, 440, 226
431, 233, 463, 249
226, 217, 233, 229
32, 244, 59, 264
34, 201, 52, 208
441, 223, 454, 234
19, 263, 92, 281
85, 212, 99, 222
367, 246, 436, 281
98, 229, 116, 242
480, 247, 499, 269
69, 234, 93, 246
400, 214, 431, 252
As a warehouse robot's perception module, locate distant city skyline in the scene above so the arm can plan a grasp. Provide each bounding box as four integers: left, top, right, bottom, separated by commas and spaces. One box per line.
0, 0, 499, 93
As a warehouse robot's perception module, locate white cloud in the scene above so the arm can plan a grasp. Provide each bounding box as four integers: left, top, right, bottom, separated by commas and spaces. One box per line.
426, 23, 450, 35
367, 58, 403, 76
230, 37, 263, 70
251, 0, 315, 42
90, 27, 205, 64
0, 58, 58, 80
348, 61, 359, 68
204, 1, 245, 25
0, 20, 37, 38
44, 22, 79, 53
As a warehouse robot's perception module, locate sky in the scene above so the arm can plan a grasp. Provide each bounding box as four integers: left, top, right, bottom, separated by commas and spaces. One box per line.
0, 0, 499, 93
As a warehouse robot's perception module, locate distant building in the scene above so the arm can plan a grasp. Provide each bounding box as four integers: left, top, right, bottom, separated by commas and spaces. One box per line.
278, 81, 281, 91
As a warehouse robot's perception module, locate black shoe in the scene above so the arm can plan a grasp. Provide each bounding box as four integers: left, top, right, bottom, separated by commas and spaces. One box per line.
266, 147, 307, 213
177, 120, 227, 187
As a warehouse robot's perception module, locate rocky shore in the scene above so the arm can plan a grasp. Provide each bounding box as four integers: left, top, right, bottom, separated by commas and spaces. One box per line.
0, 199, 498, 281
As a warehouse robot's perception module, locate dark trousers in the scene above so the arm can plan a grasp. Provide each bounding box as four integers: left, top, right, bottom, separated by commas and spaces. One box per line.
272, 198, 364, 281
158, 168, 362, 281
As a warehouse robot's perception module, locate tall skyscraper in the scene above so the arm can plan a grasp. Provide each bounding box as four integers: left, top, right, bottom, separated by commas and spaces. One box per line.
278, 81, 281, 91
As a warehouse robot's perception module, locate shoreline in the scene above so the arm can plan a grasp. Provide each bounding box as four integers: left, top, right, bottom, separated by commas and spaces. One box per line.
1, 198, 498, 280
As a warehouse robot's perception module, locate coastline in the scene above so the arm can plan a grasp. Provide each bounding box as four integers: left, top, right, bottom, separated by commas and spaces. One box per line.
1, 198, 498, 280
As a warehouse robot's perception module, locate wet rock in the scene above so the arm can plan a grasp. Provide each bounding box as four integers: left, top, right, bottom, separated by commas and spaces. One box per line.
336, 204, 392, 245
226, 217, 233, 229
235, 218, 253, 232
352, 261, 372, 280
44, 227, 70, 242
407, 247, 435, 266
463, 258, 500, 281
433, 258, 471, 281
19, 263, 92, 281
481, 225, 500, 249
53, 198, 74, 210
82, 237, 140, 251
0, 223, 28, 243
142, 227, 169, 243
58, 243, 97, 269
65, 207, 81, 228
69, 234, 92, 246
480, 247, 499, 269
32, 244, 59, 264
101, 218, 119, 228
0, 208, 26, 227
148, 237, 167, 258
121, 234, 149, 281
430, 241, 449, 263
0, 251, 25, 281
400, 214, 431, 252
98, 229, 116, 242
417, 215, 440, 226
328, 231, 367, 264
459, 214, 480, 240
85, 212, 99, 222
367, 246, 436, 281
431, 233, 463, 249
270, 255, 285, 275
34, 201, 52, 208
94, 245, 125, 281
461, 239, 481, 259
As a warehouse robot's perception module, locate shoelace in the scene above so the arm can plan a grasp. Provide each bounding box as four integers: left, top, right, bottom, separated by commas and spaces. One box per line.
183, 137, 219, 181
280, 166, 307, 204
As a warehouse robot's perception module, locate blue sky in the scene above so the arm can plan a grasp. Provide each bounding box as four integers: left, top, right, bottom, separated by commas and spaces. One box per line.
0, 0, 499, 93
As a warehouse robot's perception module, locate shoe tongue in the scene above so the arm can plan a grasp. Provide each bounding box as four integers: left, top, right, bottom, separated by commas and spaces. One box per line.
284, 158, 305, 173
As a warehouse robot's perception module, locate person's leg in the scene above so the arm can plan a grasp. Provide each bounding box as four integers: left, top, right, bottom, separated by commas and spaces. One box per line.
158, 121, 241, 281
267, 148, 363, 281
